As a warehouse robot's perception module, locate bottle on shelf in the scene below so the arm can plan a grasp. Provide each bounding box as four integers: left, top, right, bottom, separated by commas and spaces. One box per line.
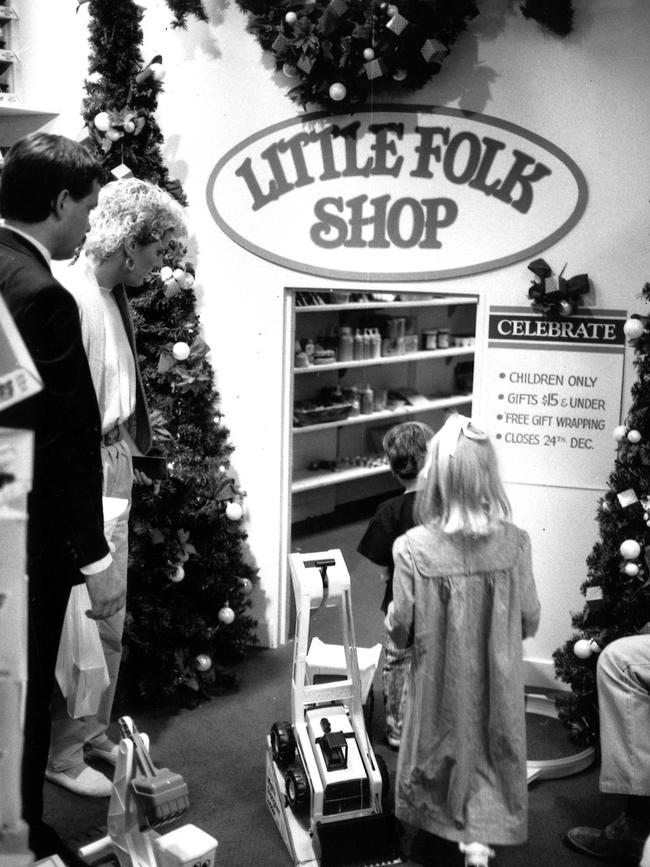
338, 326, 354, 362
363, 328, 373, 359
371, 328, 382, 358
353, 329, 364, 360
360, 383, 374, 415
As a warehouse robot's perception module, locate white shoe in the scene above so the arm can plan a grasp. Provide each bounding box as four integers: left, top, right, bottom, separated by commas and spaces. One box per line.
45, 764, 112, 797
85, 740, 119, 766
459, 842, 496, 867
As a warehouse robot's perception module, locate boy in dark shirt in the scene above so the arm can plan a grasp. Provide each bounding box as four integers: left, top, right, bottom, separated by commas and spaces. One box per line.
357, 421, 433, 748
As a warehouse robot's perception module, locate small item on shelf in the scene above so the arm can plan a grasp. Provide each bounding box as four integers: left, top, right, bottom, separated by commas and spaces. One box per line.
294, 340, 310, 368
452, 334, 475, 347
403, 334, 419, 354
294, 400, 353, 426
371, 328, 382, 358
437, 328, 451, 348
422, 329, 438, 350
373, 388, 388, 412
343, 386, 360, 416
362, 328, 373, 359
338, 326, 354, 362
353, 329, 364, 360
303, 337, 315, 361
360, 384, 374, 415
312, 349, 337, 365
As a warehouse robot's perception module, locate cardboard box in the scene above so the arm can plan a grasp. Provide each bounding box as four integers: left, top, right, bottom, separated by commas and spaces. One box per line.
0, 293, 42, 413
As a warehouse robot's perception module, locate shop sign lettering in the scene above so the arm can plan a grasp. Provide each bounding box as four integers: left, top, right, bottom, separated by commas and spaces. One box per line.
206, 105, 587, 282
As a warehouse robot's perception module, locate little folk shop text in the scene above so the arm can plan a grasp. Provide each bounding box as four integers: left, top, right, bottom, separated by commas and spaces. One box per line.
234, 121, 552, 251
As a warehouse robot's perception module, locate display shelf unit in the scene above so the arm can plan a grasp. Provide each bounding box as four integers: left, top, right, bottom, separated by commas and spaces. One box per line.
289, 290, 478, 513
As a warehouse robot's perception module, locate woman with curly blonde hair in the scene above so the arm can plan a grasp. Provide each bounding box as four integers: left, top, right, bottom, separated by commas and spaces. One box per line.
47, 178, 187, 798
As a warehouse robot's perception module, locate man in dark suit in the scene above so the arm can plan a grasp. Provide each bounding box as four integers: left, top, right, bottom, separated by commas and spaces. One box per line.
0, 132, 125, 860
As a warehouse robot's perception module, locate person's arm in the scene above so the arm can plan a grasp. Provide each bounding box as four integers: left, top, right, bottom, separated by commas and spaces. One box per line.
385, 534, 415, 649
518, 529, 541, 639
19, 284, 110, 566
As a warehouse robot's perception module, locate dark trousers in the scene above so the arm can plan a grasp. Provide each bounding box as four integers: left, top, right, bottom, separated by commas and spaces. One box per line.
21, 564, 71, 840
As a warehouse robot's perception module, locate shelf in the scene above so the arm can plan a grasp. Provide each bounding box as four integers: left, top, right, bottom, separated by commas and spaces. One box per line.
293, 462, 392, 494
295, 295, 478, 313
294, 393, 473, 434
295, 345, 474, 374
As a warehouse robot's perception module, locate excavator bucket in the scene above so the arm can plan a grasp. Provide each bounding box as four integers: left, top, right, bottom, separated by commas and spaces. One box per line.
316, 812, 403, 867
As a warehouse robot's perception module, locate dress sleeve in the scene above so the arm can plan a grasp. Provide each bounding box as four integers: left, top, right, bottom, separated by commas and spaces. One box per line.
518, 529, 541, 639
385, 533, 415, 649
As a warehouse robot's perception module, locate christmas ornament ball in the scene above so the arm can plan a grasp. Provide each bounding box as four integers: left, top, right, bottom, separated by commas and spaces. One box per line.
363, 48, 375, 61
183, 273, 195, 289
627, 429, 642, 444
160, 265, 174, 282
624, 318, 645, 340
94, 111, 111, 132
173, 267, 186, 283
573, 639, 595, 659
195, 653, 212, 671
170, 564, 185, 582
283, 63, 299, 78
149, 62, 166, 81
106, 128, 123, 142
393, 69, 407, 81
218, 605, 235, 625
172, 341, 191, 361
387, 4, 398, 14
239, 577, 253, 595
123, 120, 136, 134
612, 425, 627, 442
225, 501, 243, 521
625, 562, 640, 577
558, 300, 573, 317
285, 11, 297, 24
620, 539, 641, 560
329, 82, 347, 102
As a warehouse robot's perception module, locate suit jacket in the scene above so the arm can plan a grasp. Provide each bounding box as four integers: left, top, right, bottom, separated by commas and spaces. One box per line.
0, 227, 109, 586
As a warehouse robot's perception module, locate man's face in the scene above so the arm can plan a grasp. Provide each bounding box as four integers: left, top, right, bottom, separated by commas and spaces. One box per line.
53, 179, 100, 260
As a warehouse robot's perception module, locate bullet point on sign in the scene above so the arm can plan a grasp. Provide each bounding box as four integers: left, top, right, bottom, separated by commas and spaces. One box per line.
496, 433, 502, 439
498, 394, 504, 400
499, 373, 506, 379
497, 414, 503, 420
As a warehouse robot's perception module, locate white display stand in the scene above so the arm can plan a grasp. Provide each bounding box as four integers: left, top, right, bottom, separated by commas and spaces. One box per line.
0, 427, 34, 867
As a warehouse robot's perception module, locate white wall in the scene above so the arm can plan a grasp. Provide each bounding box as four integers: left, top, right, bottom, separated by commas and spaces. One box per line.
18, 0, 650, 675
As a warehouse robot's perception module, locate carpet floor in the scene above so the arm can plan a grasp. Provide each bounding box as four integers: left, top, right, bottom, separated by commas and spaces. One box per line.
43, 506, 623, 867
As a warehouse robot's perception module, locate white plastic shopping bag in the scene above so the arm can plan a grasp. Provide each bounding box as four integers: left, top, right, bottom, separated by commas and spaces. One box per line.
54, 496, 127, 718
55, 583, 110, 718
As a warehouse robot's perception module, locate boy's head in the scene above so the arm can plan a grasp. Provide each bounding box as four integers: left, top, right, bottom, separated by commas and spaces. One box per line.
382, 421, 434, 481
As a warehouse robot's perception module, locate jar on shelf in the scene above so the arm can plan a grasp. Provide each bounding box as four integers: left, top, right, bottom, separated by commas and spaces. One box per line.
437, 328, 451, 348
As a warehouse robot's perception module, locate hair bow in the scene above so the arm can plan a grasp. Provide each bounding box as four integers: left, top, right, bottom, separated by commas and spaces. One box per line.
438, 413, 487, 458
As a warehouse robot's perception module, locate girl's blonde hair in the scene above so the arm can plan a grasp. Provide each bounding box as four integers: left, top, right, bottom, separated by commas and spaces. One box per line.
415, 414, 511, 536
84, 177, 187, 261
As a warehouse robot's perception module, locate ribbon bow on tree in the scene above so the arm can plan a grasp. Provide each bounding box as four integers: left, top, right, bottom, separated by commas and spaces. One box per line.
527, 259, 590, 317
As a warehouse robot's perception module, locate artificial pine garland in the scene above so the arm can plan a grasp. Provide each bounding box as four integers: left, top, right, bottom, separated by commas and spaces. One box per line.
84, 0, 259, 707
232, 0, 575, 113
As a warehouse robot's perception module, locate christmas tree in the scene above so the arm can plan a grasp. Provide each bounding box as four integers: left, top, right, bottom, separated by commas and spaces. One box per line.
81, 0, 259, 707
553, 283, 650, 744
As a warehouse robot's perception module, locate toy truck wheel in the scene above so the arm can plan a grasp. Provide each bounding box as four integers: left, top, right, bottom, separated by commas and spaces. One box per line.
285, 766, 309, 812
271, 721, 295, 768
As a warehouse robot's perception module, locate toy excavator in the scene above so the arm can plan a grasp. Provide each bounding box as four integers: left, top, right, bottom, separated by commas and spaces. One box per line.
79, 716, 217, 867
266, 549, 402, 867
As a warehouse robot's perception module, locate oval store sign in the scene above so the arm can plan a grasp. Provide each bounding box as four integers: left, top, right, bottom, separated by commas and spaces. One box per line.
206, 105, 587, 283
